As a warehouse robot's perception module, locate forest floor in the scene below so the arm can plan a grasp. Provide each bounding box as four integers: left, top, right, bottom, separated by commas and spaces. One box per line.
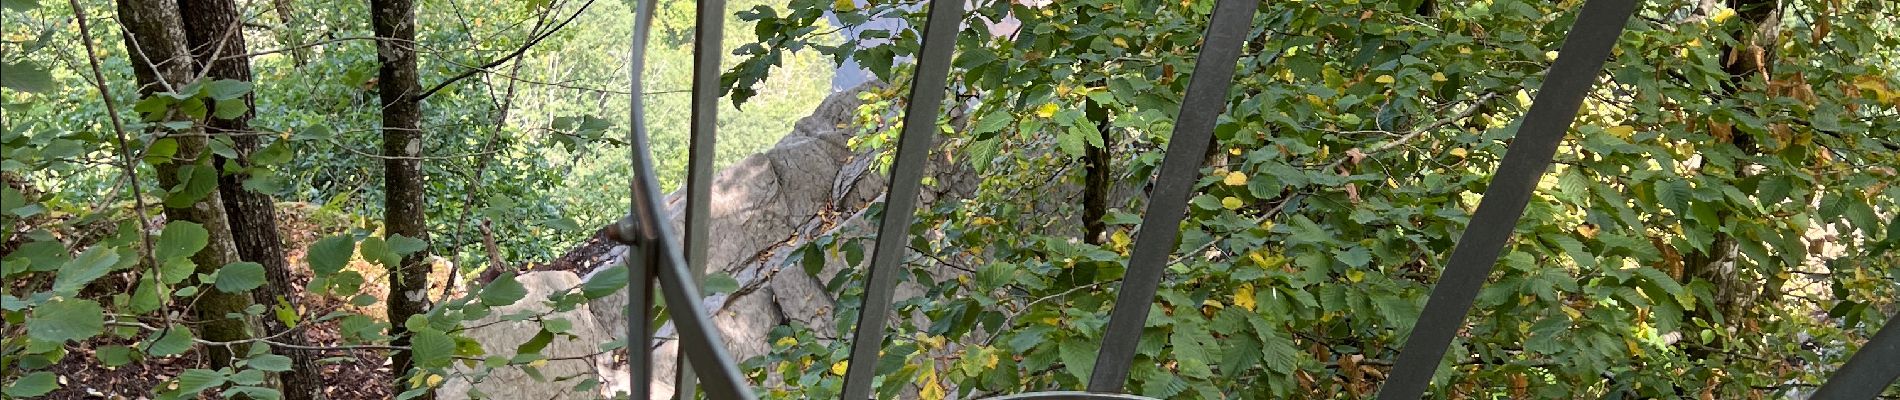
35, 203, 405, 400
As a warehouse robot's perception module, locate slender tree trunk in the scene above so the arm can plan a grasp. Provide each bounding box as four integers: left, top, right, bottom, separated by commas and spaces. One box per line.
1686, 0, 1779, 331
372, 0, 434, 397
270, 0, 309, 67
174, 0, 323, 397
1082, 98, 1113, 245
114, 0, 257, 368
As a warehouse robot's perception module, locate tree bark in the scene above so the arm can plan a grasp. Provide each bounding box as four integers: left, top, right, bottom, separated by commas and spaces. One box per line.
372, 0, 435, 397
1081, 98, 1113, 245
174, 0, 323, 397
1686, 0, 1779, 330
114, 0, 258, 368
269, 0, 309, 67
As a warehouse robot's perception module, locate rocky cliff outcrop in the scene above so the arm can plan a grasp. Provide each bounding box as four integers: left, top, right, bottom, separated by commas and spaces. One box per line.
446, 84, 987, 399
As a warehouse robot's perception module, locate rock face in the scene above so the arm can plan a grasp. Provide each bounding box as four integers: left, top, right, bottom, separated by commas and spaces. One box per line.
449, 84, 985, 399
439, 271, 619, 399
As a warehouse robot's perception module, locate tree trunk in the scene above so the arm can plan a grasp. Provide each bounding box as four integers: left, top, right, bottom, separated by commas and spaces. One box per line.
114, 0, 257, 368
1686, 0, 1779, 332
373, 0, 435, 397
1081, 98, 1113, 245
270, 0, 309, 67
175, 0, 323, 397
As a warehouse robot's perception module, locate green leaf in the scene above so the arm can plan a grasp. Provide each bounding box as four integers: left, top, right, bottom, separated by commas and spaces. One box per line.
130, 276, 167, 313
480, 272, 529, 306
247, 354, 292, 372
358, 237, 394, 267
1336, 246, 1372, 268
702, 273, 740, 294
387, 234, 428, 256
581, 265, 627, 299
543, 318, 573, 334
174, 369, 226, 396
222, 386, 282, 400
159, 258, 196, 285
162, 165, 220, 208
1, 0, 40, 12
1057, 337, 1098, 383
98, 345, 136, 367
3, 371, 58, 397
53, 246, 119, 296
410, 330, 455, 368
970, 111, 1012, 136
27, 298, 104, 343
307, 235, 355, 276
155, 221, 209, 261
213, 98, 247, 119
214, 262, 267, 293
204, 79, 253, 100
146, 328, 194, 357
0, 61, 54, 93
517, 329, 555, 355
229, 369, 267, 385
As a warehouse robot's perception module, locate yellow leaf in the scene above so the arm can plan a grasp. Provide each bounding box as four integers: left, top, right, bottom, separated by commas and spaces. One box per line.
1449, 148, 1468, 158
834, 0, 856, 11
1431, 72, 1448, 82
1036, 103, 1058, 118
1606, 125, 1636, 138
1854, 76, 1894, 104
1545, 51, 1560, 61
1223, 171, 1248, 186
1374, 75, 1396, 84
528, 359, 548, 368
775, 337, 797, 347
1112, 37, 1129, 48
1346, 270, 1365, 283
1221, 197, 1244, 210
1235, 284, 1257, 311
1711, 7, 1736, 23
1229, 147, 1243, 155
425, 374, 444, 388
919, 366, 946, 400
830, 360, 849, 376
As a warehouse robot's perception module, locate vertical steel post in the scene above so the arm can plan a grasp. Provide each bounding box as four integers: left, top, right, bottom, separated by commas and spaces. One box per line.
626, 0, 756, 396
678, 0, 726, 395
836, 0, 965, 397
1374, 0, 1637, 398
1083, 0, 1258, 392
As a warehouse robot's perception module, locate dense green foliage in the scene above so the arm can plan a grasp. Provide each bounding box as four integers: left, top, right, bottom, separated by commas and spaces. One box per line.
728, 0, 1900, 398
4, 0, 1899, 397
2, 0, 827, 397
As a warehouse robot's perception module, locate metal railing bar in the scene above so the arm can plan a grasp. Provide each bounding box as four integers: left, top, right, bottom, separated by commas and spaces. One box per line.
982, 391, 1162, 400
626, 0, 660, 395
835, 0, 966, 397
625, 0, 756, 396
677, 0, 726, 395
1373, 0, 1638, 398
1809, 315, 1900, 399
625, 241, 658, 400
1083, 0, 1258, 392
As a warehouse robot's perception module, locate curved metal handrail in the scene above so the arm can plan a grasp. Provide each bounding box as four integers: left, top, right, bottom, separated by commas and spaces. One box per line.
611, 0, 1900, 397
618, 0, 754, 397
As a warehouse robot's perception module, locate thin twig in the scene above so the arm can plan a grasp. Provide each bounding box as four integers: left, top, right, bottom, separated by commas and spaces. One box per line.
412, 0, 599, 101
70, 0, 160, 290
